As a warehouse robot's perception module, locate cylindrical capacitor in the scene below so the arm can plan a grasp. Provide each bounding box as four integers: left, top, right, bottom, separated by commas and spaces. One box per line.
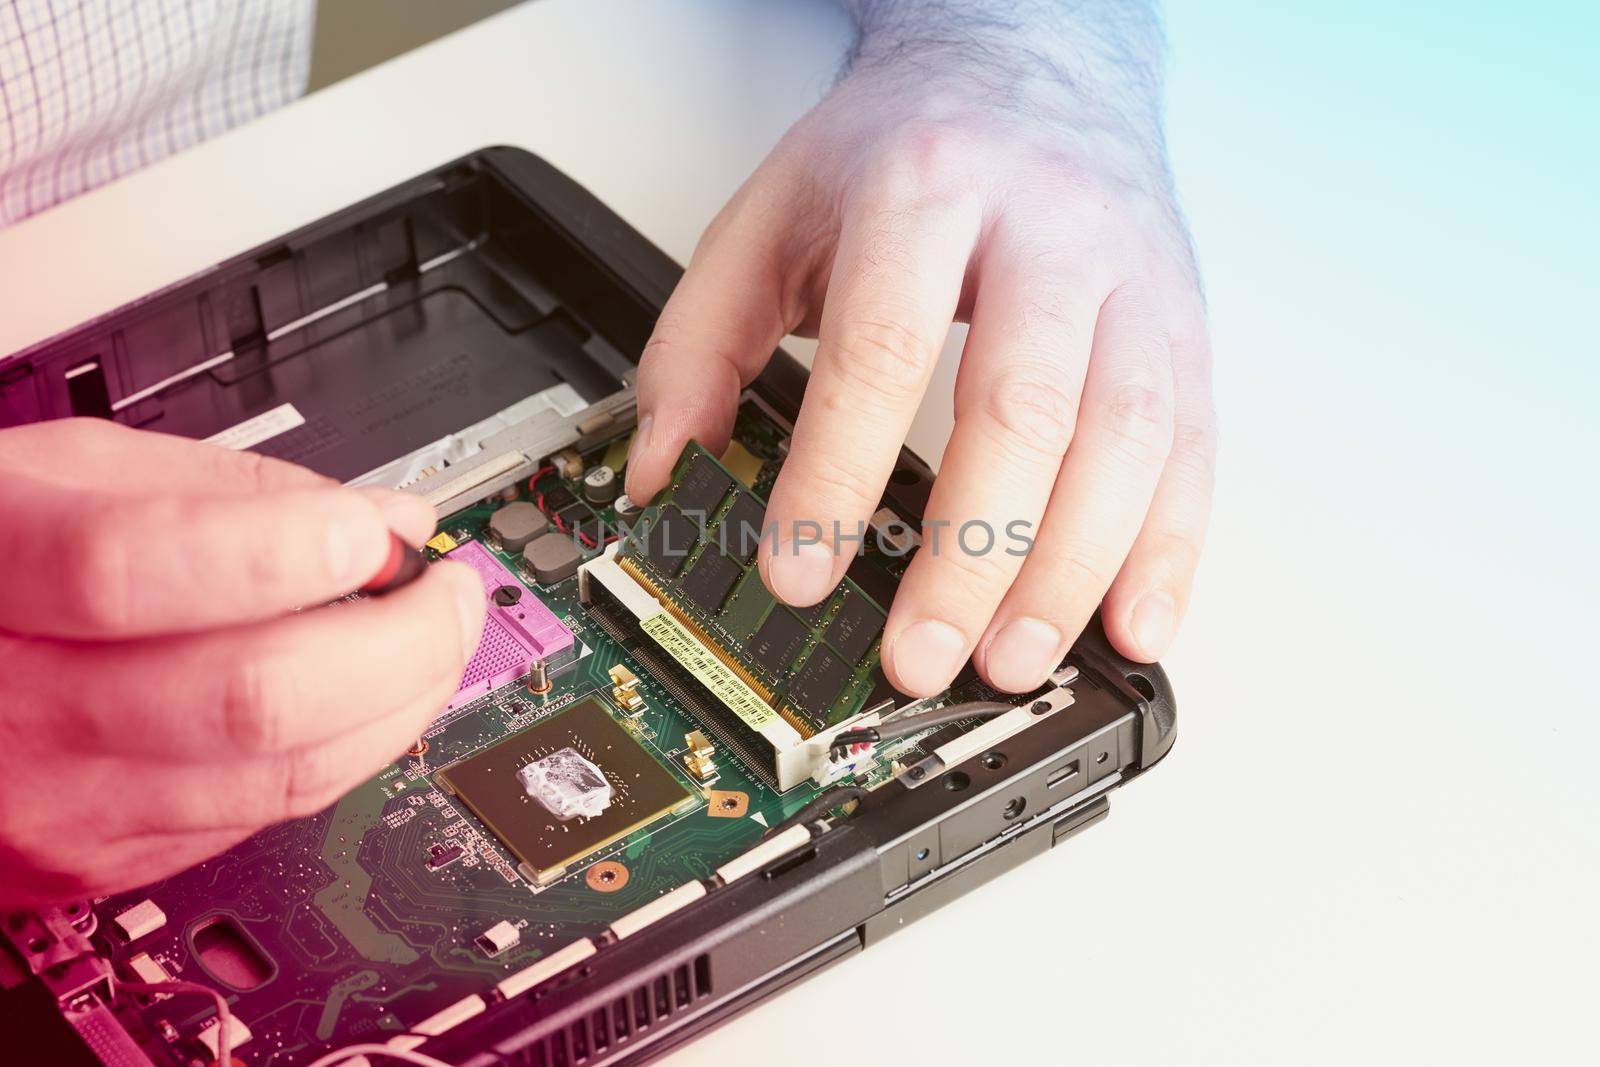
527, 658, 550, 694
613, 493, 643, 522
582, 464, 617, 505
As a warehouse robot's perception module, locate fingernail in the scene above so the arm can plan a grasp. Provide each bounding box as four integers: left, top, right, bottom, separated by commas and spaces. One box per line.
889, 619, 967, 696
983, 618, 1063, 693
766, 538, 835, 606
1130, 591, 1176, 661
444, 563, 487, 660
625, 414, 654, 495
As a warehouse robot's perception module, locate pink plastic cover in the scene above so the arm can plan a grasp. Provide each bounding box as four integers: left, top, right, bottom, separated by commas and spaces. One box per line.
446, 541, 575, 710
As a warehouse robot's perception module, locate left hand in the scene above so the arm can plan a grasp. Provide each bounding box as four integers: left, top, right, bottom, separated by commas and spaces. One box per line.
627, 50, 1215, 696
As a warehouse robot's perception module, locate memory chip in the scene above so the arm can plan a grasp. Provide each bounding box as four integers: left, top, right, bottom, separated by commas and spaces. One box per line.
788, 647, 852, 717
824, 591, 884, 662
846, 554, 898, 613
719, 493, 769, 564
674, 452, 734, 519
436, 698, 691, 883
748, 608, 808, 676
641, 505, 700, 575
681, 548, 741, 614
792, 592, 834, 628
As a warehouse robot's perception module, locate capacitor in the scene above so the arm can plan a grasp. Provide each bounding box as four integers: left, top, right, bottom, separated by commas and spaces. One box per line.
582, 464, 617, 505
613, 493, 643, 522
527, 658, 551, 695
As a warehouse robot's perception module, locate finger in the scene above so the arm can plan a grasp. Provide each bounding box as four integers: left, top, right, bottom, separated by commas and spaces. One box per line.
880, 230, 1099, 696
0, 417, 334, 493
975, 284, 1175, 691
0, 824, 257, 906
122, 681, 454, 835
357, 487, 438, 547
626, 172, 809, 503
0, 477, 418, 638
1101, 322, 1217, 661
759, 183, 982, 607
6, 560, 484, 760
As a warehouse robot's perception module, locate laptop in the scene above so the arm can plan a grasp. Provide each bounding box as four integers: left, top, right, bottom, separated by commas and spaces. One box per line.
0, 147, 1176, 1067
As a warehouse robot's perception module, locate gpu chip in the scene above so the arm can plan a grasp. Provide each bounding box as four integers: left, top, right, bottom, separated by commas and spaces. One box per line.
436, 698, 691, 883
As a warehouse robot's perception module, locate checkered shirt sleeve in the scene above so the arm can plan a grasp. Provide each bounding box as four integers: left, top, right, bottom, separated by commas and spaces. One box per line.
0, 0, 314, 227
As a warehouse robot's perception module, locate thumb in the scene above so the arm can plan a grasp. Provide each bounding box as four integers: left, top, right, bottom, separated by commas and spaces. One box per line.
627, 187, 798, 502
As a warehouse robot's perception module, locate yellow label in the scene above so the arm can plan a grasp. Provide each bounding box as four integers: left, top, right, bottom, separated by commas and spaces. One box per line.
427, 531, 460, 554
641, 612, 778, 730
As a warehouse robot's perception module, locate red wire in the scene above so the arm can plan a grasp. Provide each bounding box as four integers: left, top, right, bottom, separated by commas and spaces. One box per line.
529, 464, 603, 547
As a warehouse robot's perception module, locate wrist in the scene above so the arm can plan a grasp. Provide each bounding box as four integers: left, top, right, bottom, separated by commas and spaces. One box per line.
840, 2, 1167, 145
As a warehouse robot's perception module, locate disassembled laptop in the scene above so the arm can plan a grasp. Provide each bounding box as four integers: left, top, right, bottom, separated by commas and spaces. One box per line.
0, 149, 1174, 1067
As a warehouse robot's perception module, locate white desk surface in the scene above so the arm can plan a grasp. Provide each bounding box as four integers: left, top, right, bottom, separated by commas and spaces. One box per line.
1, 1, 1592, 1063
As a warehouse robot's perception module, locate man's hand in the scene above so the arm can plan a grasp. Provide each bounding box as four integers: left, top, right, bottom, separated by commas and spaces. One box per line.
0, 420, 484, 907
628, 1, 1215, 696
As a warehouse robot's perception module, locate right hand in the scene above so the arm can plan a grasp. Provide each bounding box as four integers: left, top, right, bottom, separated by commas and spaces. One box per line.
0, 419, 485, 907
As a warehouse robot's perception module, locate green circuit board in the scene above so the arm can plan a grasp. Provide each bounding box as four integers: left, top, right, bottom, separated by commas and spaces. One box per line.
84, 397, 996, 1066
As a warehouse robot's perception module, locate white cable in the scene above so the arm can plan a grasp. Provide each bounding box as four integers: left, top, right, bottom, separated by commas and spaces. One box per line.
119, 980, 234, 1064
300, 1042, 458, 1067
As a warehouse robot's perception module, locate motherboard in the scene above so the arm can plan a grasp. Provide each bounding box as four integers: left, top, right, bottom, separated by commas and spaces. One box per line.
71, 395, 1008, 1067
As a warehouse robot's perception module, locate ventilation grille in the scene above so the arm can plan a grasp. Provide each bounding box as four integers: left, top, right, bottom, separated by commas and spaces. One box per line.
513, 955, 712, 1067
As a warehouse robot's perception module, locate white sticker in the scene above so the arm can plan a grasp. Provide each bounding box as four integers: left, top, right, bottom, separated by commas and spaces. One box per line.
204, 402, 306, 451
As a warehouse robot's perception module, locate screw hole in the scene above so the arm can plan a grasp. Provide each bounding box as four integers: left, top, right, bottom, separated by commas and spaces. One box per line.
1030, 700, 1050, 715
889, 467, 920, 486
981, 751, 1006, 770
1127, 672, 1156, 701
26, 937, 49, 954
914, 848, 930, 861
943, 771, 970, 792
908, 766, 926, 780
1095, 751, 1109, 765
1002, 797, 1026, 820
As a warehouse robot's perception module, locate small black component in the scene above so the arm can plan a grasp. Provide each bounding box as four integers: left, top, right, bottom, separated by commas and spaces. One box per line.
788, 647, 852, 716
680, 548, 741, 614
674, 453, 734, 520
541, 483, 578, 513
426, 843, 465, 870
719, 493, 769, 564
748, 608, 808, 676
492, 585, 522, 607
640, 505, 700, 575
824, 591, 884, 662
570, 511, 604, 543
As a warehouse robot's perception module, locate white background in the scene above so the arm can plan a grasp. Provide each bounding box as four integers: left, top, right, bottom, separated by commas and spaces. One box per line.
0, 1, 1593, 1063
